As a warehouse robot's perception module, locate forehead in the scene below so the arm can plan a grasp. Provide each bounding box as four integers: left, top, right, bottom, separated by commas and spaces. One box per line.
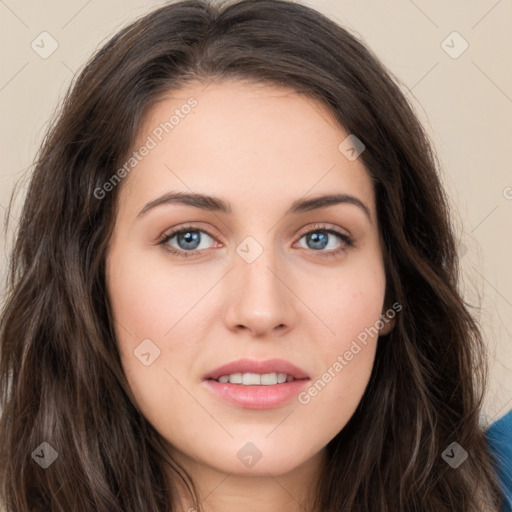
121, 79, 375, 218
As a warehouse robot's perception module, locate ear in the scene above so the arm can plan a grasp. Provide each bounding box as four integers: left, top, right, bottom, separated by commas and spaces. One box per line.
379, 316, 395, 335
379, 307, 397, 336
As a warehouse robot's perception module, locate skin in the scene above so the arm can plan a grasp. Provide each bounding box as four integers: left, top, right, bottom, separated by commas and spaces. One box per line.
105, 79, 395, 512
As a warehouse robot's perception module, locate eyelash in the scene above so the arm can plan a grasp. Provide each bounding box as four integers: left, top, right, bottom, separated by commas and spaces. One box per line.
157, 223, 354, 259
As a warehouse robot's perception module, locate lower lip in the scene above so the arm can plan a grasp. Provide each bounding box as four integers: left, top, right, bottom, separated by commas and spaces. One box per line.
203, 378, 310, 409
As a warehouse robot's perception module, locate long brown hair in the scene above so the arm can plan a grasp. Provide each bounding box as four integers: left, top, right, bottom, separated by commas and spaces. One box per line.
0, 0, 504, 510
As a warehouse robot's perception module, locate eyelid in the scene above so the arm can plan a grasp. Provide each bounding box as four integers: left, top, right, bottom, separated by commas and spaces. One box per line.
157, 222, 220, 244
296, 222, 350, 239
158, 221, 351, 241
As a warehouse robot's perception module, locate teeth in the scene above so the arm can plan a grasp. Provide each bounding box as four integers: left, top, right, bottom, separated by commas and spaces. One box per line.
215, 372, 295, 385
243, 373, 262, 385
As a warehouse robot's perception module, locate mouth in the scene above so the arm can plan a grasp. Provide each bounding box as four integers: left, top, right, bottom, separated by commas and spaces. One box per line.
202, 358, 310, 409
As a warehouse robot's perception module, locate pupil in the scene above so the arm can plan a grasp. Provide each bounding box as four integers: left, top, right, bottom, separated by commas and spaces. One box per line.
179, 231, 200, 250
309, 231, 327, 250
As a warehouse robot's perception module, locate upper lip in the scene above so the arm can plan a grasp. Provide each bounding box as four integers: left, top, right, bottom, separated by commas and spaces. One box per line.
203, 358, 310, 381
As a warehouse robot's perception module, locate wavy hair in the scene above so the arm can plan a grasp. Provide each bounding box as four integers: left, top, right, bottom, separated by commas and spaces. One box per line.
0, 0, 504, 510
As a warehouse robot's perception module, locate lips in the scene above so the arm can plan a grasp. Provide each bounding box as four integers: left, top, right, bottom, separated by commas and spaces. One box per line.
202, 358, 311, 410
202, 358, 310, 381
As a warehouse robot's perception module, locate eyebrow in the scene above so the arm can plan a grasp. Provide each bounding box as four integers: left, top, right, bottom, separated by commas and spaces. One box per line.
137, 191, 371, 222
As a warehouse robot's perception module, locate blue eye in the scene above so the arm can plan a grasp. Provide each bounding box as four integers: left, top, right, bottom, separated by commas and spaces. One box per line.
158, 224, 354, 258
158, 226, 216, 257
296, 227, 353, 256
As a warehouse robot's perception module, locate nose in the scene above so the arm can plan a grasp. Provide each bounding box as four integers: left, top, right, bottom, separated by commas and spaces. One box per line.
223, 248, 297, 338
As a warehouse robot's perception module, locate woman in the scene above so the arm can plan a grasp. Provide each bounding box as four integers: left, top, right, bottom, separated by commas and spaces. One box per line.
0, 0, 510, 510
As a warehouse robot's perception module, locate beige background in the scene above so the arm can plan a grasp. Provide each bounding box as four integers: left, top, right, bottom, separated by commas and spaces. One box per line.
0, 0, 511, 425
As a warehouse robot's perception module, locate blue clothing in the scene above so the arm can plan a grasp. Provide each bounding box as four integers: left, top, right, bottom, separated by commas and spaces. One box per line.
486, 409, 512, 512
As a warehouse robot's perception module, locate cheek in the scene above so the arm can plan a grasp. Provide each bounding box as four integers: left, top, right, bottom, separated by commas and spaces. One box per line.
294, 258, 385, 415
296, 311, 380, 440
105, 242, 210, 341
107, 245, 215, 425
300, 252, 386, 344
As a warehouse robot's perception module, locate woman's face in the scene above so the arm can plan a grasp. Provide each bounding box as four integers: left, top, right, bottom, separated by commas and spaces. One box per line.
105, 80, 393, 479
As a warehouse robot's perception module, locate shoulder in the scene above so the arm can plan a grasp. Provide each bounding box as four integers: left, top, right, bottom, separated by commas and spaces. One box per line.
486, 409, 512, 512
